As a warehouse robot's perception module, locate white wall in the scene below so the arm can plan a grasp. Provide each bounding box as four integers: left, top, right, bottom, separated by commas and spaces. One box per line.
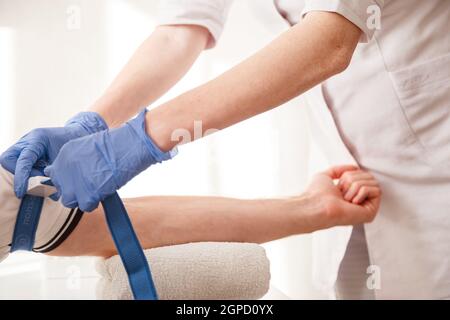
0, 0, 327, 299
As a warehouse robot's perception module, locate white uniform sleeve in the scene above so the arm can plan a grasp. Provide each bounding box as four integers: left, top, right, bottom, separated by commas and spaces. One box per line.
157, 0, 234, 49
301, 0, 385, 43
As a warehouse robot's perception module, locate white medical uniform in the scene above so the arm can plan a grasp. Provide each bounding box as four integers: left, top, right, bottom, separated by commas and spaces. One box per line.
158, 0, 450, 299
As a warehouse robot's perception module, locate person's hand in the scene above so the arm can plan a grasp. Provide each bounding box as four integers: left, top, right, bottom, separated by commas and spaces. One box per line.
44, 109, 177, 212
306, 165, 381, 228
0, 112, 108, 198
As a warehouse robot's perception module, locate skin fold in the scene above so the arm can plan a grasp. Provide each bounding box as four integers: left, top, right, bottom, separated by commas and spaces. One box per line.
47, 166, 380, 258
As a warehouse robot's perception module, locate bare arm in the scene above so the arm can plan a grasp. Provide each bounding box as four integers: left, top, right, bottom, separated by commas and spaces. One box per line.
147, 12, 362, 151
48, 166, 380, 258
50, 196, 317, 257
91, 25, 210, 128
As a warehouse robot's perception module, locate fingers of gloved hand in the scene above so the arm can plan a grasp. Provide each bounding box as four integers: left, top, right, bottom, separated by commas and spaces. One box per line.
43, 164, 52, 178
58, 179, 78, 209
61, 186, 100, 212
71, 166, 102, 212
352, 186, 382, 205
49, 192, 60, 202
46, 162, 100, 211
44, 165, 62, 202
77, 196, 100, 213
0, 145, 23, 174
46, 165, 71, 207
47, 179, 61, 202
14, 148, 43, 198
61, 195, 79, 209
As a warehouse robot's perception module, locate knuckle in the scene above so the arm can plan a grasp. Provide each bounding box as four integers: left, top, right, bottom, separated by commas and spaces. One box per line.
81, 201, 95, 212
343, 182, 352, 192
32, 128, 46, 137
341, 171, 351, 180
61, 193, 73, 207
61, 196, 69, 206
340, 178, 350, 187
345, 171, 359, 181
353, 181, 363, 189
374, 187, 382, 196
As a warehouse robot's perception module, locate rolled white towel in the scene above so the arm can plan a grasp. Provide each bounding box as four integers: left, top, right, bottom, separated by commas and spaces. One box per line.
96, 242, 270, 300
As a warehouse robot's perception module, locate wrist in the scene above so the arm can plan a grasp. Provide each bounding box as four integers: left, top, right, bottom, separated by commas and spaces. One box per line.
284, 192, 329, 234
66, 112, 108, 135
145, 107, 178, 153
128, 109, 177, 163
90, 94, 130, 128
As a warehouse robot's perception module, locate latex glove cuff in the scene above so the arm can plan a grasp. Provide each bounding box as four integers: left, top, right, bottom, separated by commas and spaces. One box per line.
65, 111, 109, 134
131, 109, 178, 163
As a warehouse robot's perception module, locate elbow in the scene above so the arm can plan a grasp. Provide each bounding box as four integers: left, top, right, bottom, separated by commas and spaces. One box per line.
325, 31, 359, 75
155, 24, 210, 51
327, 44, 354, 75
323, 29, 360, 76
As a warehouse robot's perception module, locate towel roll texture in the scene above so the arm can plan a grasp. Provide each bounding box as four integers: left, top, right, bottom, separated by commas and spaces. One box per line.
96, 242, 270, 300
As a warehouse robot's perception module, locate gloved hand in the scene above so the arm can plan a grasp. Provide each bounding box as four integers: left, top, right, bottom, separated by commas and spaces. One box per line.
44, 109, 177, 212
0, 112, 108, 198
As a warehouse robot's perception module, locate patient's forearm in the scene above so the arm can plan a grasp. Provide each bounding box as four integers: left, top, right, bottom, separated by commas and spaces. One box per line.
91, 25, 208, 128
147, 12, 361, 151
125, 195, 320, 248
48, 194, 323, 257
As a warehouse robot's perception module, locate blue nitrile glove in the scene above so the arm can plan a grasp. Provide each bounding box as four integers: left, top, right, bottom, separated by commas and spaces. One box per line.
0, 112, 108, 198
44, 109, 177, 212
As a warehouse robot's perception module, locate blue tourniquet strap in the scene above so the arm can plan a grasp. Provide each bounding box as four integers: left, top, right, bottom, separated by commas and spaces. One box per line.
11, 188, 157, 300
11, 195, 44, 252
102, 193, 158, 300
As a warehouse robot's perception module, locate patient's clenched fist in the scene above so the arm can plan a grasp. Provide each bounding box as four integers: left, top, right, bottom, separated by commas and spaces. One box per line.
306, 165, 382, 228
337, 168, 381, 205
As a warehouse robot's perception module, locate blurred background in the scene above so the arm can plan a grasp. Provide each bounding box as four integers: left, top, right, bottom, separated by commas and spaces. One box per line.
0, 0, 332, 299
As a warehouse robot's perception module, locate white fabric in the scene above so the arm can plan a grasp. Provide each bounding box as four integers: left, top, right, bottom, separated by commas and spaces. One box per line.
276, 0, 384, 42
158, 0, 383, 47
303, 85, 356, 298
274, 0, 305, 26
157, 0, 234, 49
300, 0, 384, 42
0, 167, 73, 262
307, 0, 450, 299
96, 242, 270, 300
335, 226, 375, 300
275, 0, 450, 300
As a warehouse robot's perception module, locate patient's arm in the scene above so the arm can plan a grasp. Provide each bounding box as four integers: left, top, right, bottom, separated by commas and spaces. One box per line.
47, 166, 380, 258
48, 196, 307, 258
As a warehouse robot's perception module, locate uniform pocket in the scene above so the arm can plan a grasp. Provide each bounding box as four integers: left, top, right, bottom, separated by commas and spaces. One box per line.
389, 53, 450, 167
